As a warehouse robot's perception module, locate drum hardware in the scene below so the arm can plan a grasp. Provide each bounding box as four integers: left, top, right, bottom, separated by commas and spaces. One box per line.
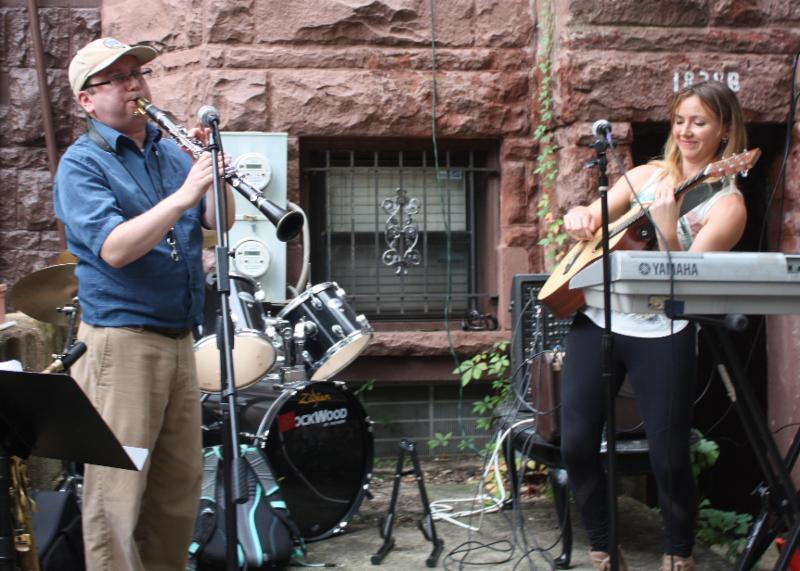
280, 366, 308, 384
301, 320, 318, 338
371, 438, 443, 567
291, 322, 307, 369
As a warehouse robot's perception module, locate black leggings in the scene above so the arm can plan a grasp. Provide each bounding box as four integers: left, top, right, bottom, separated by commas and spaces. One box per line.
560, 313, 697, 557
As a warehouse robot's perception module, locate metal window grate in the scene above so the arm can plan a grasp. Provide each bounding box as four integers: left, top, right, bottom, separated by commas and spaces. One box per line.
305, 149, 493, 320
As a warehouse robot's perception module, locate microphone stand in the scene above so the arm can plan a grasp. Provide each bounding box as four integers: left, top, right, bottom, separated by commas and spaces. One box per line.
585, 133, 620, 571
206, 117, 247, 571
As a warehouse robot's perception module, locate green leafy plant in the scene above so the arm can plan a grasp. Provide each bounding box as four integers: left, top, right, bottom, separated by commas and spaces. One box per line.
453, 341, 511, 432
352, 379, 375, 399
427, 431, 453, 450
537, 193, 569, 267
696, 499, 752, 561
689, 434, 720, 479
689, 434, 752, 561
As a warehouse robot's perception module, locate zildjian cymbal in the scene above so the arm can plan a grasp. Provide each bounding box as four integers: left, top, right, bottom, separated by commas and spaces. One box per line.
10, 264, 78, 326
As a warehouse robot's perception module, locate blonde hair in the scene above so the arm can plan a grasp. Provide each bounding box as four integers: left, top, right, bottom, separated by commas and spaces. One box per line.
651, 81, 747, 184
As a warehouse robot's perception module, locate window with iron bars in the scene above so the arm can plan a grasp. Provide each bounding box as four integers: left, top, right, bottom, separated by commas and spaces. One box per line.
303, 147, 496, 322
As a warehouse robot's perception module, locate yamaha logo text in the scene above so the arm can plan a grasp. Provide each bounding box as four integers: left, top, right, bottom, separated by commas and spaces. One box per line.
638, 262, 699, 277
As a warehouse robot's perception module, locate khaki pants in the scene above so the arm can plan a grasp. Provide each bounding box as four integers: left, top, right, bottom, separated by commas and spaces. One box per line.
73, 324, 202, 571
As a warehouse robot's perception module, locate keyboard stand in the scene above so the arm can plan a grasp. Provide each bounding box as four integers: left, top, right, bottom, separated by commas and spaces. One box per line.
679, 313, 799, 571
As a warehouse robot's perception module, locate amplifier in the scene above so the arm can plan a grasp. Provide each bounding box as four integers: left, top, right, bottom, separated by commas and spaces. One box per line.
510, 274, 572, 373
510, 273, 644, 444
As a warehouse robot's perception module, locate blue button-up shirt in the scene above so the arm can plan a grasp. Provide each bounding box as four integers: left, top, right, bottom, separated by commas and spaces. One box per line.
54, 120, 205, 328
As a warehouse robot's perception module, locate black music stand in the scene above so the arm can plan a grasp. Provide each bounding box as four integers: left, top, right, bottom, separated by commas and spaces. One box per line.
0, 370, 140, 571
0, 371, 140, 468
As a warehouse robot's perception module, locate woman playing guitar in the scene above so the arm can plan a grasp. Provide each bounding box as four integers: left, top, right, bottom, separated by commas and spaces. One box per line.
559, 81, 748, 571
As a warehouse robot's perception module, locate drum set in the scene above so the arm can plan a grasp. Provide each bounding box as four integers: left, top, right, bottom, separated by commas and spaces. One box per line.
10, 260, 376, 542
197, 275, 376, 541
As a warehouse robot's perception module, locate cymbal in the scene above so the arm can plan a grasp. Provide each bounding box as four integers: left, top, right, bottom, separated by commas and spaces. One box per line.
55, 250, 77, 264
202, 229, 217, 248
10, 264, 78, 326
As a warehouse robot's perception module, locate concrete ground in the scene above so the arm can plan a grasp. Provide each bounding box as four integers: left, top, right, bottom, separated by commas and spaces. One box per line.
296, 463, 779, 570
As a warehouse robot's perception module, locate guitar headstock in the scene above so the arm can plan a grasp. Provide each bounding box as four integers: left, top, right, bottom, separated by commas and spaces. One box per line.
703, 148, 762, 178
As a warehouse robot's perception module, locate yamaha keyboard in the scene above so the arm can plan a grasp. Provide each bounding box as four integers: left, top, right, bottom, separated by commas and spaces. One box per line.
570, 251, 800, 315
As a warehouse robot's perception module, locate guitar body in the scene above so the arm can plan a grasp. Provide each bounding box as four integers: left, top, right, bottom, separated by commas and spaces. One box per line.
536, 149, 761, 317
538, 217, 654, 317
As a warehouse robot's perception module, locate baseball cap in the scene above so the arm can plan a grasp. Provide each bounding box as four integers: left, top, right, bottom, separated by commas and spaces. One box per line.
68, 37, 158, 96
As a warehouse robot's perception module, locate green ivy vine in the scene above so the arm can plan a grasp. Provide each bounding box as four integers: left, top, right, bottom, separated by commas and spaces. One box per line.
533, 1, 568, 269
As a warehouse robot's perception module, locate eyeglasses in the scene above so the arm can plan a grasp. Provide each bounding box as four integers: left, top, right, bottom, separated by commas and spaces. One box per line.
84, 68, 152, 89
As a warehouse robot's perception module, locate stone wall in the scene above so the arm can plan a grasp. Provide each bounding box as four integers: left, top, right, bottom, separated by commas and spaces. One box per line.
100, 0, 540, 340
0, 0, 100, 293
2, 1, 800, 389
768, 121, 800, 481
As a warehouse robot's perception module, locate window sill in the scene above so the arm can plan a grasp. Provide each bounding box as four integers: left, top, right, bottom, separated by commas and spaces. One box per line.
361, 329, 510, 357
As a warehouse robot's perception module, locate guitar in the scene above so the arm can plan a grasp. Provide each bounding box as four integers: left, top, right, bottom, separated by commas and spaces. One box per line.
537, 148, 762, 317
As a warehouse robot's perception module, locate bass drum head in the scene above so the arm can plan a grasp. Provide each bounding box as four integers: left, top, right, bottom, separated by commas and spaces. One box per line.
245, 382, 373, 541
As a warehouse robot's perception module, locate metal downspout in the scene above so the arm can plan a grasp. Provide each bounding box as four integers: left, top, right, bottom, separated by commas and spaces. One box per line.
26, 0, 66, 249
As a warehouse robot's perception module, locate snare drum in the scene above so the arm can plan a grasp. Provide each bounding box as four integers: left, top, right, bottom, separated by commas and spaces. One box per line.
204, 381, 373, 541
194, 275, 277, 393
278, 282, 372, 381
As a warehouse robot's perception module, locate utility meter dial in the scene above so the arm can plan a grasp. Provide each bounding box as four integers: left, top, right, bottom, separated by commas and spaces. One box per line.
233, 152, 272, 191
232, 238, 271, 279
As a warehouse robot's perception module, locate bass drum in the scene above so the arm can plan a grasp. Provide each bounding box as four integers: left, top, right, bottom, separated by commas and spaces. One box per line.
240, 381, 373, 541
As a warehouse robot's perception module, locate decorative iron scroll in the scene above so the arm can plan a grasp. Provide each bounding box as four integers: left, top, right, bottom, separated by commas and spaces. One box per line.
381, 187, 421, 275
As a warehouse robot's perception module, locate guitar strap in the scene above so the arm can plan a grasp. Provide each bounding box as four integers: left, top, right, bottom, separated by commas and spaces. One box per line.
679, 179, 726, 217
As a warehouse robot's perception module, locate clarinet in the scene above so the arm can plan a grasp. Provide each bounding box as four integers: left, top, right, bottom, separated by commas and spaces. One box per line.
134, 98, 303, 242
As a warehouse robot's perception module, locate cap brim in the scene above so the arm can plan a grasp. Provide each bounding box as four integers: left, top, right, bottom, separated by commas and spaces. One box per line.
90, 45, 158, 79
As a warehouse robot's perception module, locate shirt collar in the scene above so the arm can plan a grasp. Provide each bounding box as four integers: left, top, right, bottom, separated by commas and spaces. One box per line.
90, 118, 163, 153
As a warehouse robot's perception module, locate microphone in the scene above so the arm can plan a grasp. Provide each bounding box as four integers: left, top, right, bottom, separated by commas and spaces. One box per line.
197, 105, 220, 127
591, 119, 612, 140
42, 341, 87, 374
